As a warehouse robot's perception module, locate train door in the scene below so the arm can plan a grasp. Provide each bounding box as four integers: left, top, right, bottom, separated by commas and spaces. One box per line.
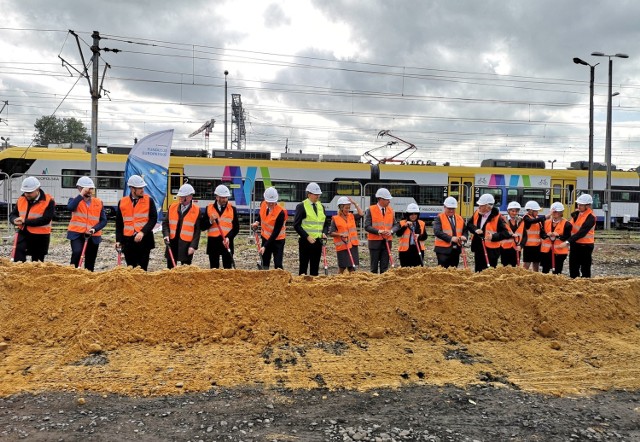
448, 176, 474, 218
550, 178, 576, 217
167, 167, 184, 211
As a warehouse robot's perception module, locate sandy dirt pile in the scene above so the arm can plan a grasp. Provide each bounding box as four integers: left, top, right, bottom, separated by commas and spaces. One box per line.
1, 259, 639, 397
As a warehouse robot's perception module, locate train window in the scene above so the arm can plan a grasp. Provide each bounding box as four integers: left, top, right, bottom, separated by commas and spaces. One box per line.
522, 189, 545, 207
96, 171, 125, 190
551, 184, 562, 203
170, 173, 182, 195
475, 188, 502, 205
62, 169, 90, 188
463, 181, 473, 203
272, 181, 300, 203
418, 186, 442, 205
591, 192, 603, 209
450, 181, 460, 199
189, 178, 217, 200
336, 181, 361, 196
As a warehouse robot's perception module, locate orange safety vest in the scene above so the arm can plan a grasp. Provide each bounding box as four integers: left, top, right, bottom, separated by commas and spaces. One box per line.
570, 208, 595, 245
367, 205, 394, 241
523, 215, 542, 247
501, 216, 524, 249
119, 195, 150, 237
434, 212, 464, 248
207, 203, 234, 237
398, 219, 425, 251
260, 201, 287, 240
17, 193, 53, 234
332, 213, 359, 251
168, 202, 200, 242
472, 211, 501, 249
68, 197, 103, 237
540, 218, 569, 255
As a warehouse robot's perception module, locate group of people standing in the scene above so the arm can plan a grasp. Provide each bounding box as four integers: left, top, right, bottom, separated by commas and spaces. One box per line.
8, 176, 596, 278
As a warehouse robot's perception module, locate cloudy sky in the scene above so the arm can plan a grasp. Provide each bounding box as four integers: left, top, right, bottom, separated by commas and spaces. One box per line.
1, 0, 639, 169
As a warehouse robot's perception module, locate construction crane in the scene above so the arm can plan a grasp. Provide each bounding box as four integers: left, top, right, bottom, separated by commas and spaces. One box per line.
189, 119, 215, 150
363, 130, 418, 164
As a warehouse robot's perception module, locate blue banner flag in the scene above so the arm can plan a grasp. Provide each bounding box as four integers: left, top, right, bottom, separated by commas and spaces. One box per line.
124, 129, 173, 221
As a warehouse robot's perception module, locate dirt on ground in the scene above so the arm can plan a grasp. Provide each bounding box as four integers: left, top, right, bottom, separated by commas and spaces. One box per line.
0, 236, 639, 441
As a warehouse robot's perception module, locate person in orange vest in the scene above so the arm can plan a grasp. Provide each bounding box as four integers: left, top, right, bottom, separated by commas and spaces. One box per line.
466, 193, 512, 272
558, 193, 596, 278
115, 175, 158, 271
433, 197, 468, 268
67, 176, 107, 271
520, 201, 549, 272
500, 201, 524, 267
251, 187, 288, 270
201, 184, 239, 269
364, 187, 399, 273
9, 176, 55, 262
396, 203, 428, 267
329, 196, 363, 273
162, 183, 201, 268
540, 202, 571, 275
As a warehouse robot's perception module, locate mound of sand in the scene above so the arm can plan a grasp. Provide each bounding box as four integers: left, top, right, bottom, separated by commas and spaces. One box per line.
1, 260, 639, 396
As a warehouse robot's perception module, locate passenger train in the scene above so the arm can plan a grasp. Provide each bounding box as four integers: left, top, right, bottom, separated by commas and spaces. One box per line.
0, 146, 638, 225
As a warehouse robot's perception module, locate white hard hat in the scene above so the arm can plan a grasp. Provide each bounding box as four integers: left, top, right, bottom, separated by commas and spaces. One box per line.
443, 197, 458, 208
76, 176, 95, 188
264, 187, 279, 203
177, 183, 195, 197
507, 201, 521, 210
214, 184, 231, 197
550, 202, 565, 212
477, 193, 495, 206
406, 203, 420, 213
305, 182, 322, 195
127, 175, 147, 188
337, 196, 351, 206
375, 188, 393, 200
20, 176, 41, 193
576, 193, 593, 205
524, 201, 541, 211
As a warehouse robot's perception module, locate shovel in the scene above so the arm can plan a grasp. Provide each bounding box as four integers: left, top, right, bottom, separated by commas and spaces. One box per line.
513, 237, 521, 267
10, 227, 20, 262
215, 219, 236, 269
551, 239, 556, 274
165, 239, 177, 269
78, 234, 90, 269
253, 228, 264, 270
412, 226, 424, 267
480, 236, 490, 268
461, 240, 469, 270
322, 238, 329, 275
342, 237, 357, 271
385, 238, 395, 268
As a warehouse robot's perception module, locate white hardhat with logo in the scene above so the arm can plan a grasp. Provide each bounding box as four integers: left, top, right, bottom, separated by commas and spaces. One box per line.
443, 197, 458, 208
177, 183, 195, 197
20, 176, 41, 193
214, 184, 231, 197
524, 201, 541, 211
305, 182, 322, 195
576, 194, 593, 205
550, 202, 565, 212
507, 201, 521, 210
406, 203, 420, 213
127, 175, 147, 188
264, 187, 279, 203
337, 196, 351, 206
477, 193, 495, 206
76, 176, 95, 188
375, 188, 393, 200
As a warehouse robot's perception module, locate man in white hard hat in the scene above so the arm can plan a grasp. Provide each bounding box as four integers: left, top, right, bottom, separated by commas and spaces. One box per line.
67, 176, 107, 271
540, 202, 571, 275
9, 176, 56, 262
521, 200, 549, 272
465, 193, 511, 272
559, 193, 596, 278
329, 196, 363, 273
293, 182, 328, 275
433, 197, 468, 268
202, 184, 239, 269
500, 201, 524, 267
251, 187, 288, 270
162, 183, 201, 268
396, 203, 428, 267
115, 174, 158, 271
364, 187, 399, 273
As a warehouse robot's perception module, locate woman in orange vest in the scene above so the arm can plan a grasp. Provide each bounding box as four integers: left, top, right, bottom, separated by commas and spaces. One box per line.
162, 183, 201, 268
251, 187, 288, 270
500, 201, 524, 267
466, 193, 512, 272
540, 202, 571, 275
558, 193, 596, 278
201, 184, 239, 269
396, 203, 428, 267
9, 176, 55, 262
521, 201, 548, 272
329, 196, 363, 273
67, 176, 107, 271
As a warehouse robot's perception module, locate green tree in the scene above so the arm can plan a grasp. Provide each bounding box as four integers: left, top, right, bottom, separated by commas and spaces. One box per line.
33, 116, 89, 146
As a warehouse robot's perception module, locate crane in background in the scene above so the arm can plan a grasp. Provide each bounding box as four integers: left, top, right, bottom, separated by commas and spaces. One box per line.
189, 119, 215, 151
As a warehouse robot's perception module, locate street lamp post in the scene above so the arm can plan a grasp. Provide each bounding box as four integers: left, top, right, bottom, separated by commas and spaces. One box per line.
0, 136, 9, 149
573, 57, 598, 193
224, 70, 228, 150
548, 159, 557, 169
591, 52, 629, 230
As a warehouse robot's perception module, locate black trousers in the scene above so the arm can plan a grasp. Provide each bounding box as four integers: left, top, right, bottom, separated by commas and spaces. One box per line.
165, 240, 194, 269
299, 238, 323, 275
399, 248, 424, 267
569, 243, 594, 278
369, 240, 392, 273
207, 237, 234, 269
70, 237, 100, 271
261, 238, 285, 270
13, 233, 49, 263
122, 238, 151, 271
436, 251, 461, 268
474, 247, 500, 272
541, 251, 567, 275
500, 248, 518, 267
